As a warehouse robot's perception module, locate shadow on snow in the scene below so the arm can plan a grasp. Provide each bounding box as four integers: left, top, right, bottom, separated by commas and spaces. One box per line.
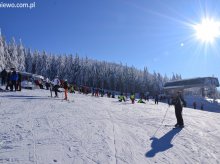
145, 128, 182, 158
0, 95, 58, 100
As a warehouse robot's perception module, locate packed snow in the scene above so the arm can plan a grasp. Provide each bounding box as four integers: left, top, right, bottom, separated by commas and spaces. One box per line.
0, 89, 220, 164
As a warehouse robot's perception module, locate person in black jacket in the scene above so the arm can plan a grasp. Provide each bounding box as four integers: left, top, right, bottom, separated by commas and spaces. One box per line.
6, 71, 11, 90
155, 94, 159, 104
63, 79, 68, 100
171, 91, 186, 128
1, 69, 7, 86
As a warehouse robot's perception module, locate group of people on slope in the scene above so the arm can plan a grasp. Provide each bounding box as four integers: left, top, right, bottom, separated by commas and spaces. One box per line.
49, 76, 69, 100
193, 101, 204, 110
1, 68, 22, 91
1, 68, 186, 128
118, 92, 159, 104
118, 91, 186, 128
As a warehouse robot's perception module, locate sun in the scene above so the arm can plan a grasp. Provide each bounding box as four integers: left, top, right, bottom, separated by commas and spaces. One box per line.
193, 18, 220, 43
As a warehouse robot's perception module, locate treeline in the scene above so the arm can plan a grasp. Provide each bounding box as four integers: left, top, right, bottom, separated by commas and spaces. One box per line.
0, 34, 182, 94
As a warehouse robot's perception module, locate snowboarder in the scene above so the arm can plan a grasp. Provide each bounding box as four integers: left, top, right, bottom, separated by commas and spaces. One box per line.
130, 93, 135, 104
118, 93, 125, 102
138, 98, 145, 104
171, 91, 186, 128
53, 76, 60, 97
70, 85, 75, 93
1, 69, 7, 86
63, 79, 68, 100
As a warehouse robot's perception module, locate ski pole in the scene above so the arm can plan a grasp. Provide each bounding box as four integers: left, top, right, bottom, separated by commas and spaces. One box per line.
152, 106, 170, 138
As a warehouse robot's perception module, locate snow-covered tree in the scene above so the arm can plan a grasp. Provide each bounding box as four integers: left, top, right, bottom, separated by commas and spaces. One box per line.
7, 37, 19, 69
24, 48, 33, 73
0, 32, 181, 95
0, 34, 6, 71
17, 39, 25, 71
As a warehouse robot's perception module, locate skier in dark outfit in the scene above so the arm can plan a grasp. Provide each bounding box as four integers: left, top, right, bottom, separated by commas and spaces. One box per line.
155, 94, 159, 104
17, 72, 22, 91
6, 71, 11, 90
171, 92, 186, 128
1, 69, 7, 86
63, 79, 68, 100
53, 76, 60, 97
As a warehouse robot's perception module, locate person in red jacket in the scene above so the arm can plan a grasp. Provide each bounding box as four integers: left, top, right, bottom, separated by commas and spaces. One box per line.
63, 79, 68, 100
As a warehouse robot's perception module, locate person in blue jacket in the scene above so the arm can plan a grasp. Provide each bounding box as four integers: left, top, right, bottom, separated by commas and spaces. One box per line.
10, 68, 18, 91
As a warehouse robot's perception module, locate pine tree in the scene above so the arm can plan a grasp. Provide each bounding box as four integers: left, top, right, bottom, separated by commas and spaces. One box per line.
25, 48, 33, 73
0, 34, 6, 71
8, 37, 19, 69
17, 39, 25, 71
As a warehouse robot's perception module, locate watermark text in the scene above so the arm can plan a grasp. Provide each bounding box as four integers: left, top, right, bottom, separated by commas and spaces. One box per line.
0, 1, 36, 9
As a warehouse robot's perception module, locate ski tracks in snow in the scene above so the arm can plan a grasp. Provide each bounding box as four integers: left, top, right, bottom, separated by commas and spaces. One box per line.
104, 106, 119, 164
0, 90, 220, 164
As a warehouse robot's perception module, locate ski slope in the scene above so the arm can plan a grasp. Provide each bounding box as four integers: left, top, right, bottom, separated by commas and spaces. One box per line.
0, 89, 220, 164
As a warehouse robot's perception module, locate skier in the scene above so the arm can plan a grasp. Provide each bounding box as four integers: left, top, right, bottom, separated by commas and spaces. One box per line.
63, 79, 68, 100
112, 92, 115, 98
146, 95, 149, 102
95, 88, 99, 97
193, 101, 197, 109
107, 91, 111, 98
100, 88, 104, 97
155, 94, 159, 104
45, 78, 50, 90
10, 68, 18, 91
5, 71, 11, 90
38, 79, 44, 89
130, 93, 135, 104
53, 76, 60, 97
17, 72, 22, 91
92, 87, 95, 96
171, 91, 186, 128
1, 69, 7, 86
200, 102, 204, 110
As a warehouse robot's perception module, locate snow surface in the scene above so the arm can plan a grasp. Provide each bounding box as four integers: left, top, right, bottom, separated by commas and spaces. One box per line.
0, 89, 220, 164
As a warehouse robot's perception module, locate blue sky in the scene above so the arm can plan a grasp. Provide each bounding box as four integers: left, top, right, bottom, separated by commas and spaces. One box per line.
0, 0, 220, 83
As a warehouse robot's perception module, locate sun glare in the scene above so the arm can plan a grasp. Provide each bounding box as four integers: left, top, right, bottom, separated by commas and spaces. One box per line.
194, 18, 220, 43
